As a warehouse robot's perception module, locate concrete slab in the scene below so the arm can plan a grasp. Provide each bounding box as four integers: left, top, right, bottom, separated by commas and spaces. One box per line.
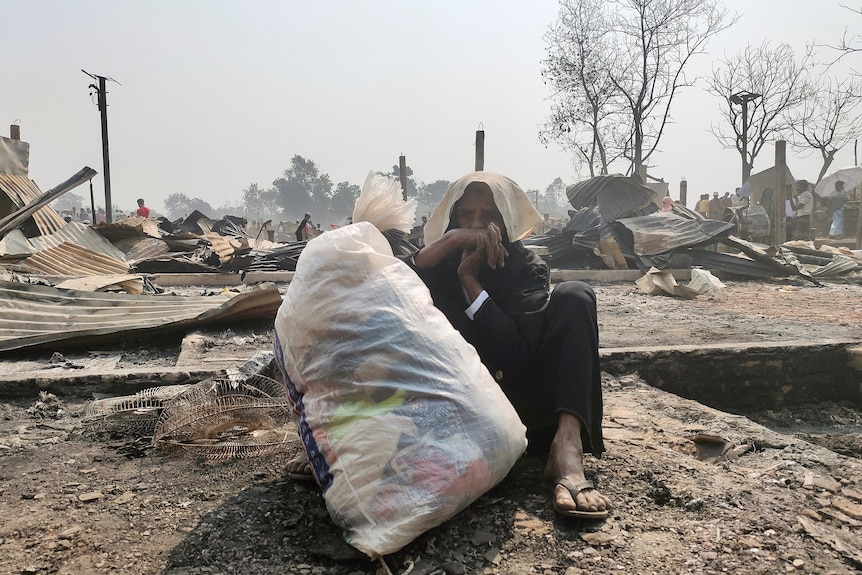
0, 366, 223, 398
148, 269, 689, 287
552, 269, 691, 283
3, 339, 859, 412
601, 339, 862, 412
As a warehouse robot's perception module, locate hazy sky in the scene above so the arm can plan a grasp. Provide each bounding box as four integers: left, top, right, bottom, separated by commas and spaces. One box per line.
3, 0, 860, 221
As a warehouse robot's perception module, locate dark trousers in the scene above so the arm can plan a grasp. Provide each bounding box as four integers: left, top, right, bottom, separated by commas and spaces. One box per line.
498, 281, 604, 456
790, 215, 811, 240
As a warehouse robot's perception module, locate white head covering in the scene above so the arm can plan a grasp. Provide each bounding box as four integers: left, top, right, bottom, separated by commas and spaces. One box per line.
423, 171, 543, 245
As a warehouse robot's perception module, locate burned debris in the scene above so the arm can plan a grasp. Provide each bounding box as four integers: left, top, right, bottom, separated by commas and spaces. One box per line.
0, 134, 322, 353
525, 173, 862, 284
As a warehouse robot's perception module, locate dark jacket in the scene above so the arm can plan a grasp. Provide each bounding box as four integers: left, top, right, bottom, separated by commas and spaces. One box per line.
408, 242, 549, 379
295, 217, 310, 242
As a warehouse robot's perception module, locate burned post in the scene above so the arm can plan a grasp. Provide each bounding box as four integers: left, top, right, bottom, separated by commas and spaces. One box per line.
775, 140, 787, 245
399, 154, 408, 201
475, 126, 484, 171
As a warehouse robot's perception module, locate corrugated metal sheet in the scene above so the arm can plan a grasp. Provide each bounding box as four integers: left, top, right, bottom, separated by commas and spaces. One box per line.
613, 213, 734, 255
809, 255, 859, 276
0, 281, 282, 352
0, 223, 128, 262
205, 231, 249, 263
94, 217, 163, 242
524, 233, 591, 269
721, 236, 819, 285
245, 243, 305, 272
19, 242, 130, 276
173, 210, 214, 234
0, 230, 33, 258
133, 256, 220, 273
0, 173, 67, 235
0, 166, 96, 236
55, 274, 145, 295
690, 249, 795, 279
31, 222, 128, 261
112, 236, 171, 263
566, 175, 655, 222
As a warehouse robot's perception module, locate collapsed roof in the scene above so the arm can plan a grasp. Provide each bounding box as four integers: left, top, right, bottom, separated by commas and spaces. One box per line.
530, 175, 860, 282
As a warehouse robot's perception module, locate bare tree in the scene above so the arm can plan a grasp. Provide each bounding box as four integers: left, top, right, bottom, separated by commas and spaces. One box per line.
541, 0, 622, 177
818, 3, 862, 72
708, 42, 813, 183
542, 0, 736, 180
789, 75, 862, 182
611, 0, 737, 178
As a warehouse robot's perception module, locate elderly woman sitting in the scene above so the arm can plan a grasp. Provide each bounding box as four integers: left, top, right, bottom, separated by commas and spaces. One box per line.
407, 172, 611, 519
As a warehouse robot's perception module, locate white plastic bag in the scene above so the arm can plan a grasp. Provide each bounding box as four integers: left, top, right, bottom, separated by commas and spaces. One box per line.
273, 219, 527, 558
636, 266, 725, 298
352, 171, 416, 232
687, 267, 725, 294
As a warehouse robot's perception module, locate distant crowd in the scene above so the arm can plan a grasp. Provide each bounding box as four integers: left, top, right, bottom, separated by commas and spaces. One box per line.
59, 198, 152, 224
59, 206, 106, 225
692, 177, 847, 241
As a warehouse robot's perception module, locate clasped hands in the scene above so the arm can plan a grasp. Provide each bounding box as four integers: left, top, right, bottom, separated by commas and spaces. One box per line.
451, 223, 508, 281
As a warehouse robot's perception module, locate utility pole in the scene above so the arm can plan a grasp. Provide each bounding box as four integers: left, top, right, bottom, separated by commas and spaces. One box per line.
83, 70, 119, 223
731, 90, 761, 185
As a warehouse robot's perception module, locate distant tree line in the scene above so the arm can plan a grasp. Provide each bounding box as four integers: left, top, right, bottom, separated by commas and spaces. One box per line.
52, 158, 570, 230
160, 155, 567, 228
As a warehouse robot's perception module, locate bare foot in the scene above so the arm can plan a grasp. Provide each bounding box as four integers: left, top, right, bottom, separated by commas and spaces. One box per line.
543, 413, 612, 516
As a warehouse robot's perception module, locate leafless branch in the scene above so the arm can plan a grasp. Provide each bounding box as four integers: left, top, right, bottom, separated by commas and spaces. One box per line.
707, 42, 814, 180
541, 0, 737, 179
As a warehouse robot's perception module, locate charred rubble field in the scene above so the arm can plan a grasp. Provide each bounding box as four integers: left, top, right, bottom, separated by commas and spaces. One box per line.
1, 278, 862, 575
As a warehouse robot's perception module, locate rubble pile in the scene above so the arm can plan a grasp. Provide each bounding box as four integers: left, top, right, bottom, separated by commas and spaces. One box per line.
525, 174, 862, 283
0, 165, 294, 352
1, 164, 860, 351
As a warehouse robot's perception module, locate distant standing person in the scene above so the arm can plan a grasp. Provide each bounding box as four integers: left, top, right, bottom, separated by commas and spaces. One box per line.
789, 180, 813, 239
136, 198, 151, 218
660, 196, 674, 212
696, 194, 710, 217
759, 188, 776, 238
707, 192, 724, 220
827, 180, 847, 239
295, 212, 311, 241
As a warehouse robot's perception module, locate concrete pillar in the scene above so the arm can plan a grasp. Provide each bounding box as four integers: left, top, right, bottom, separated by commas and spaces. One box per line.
475, 129, 485, 171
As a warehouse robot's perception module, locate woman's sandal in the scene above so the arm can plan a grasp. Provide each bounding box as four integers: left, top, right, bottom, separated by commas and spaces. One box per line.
551, 478, 609, 519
